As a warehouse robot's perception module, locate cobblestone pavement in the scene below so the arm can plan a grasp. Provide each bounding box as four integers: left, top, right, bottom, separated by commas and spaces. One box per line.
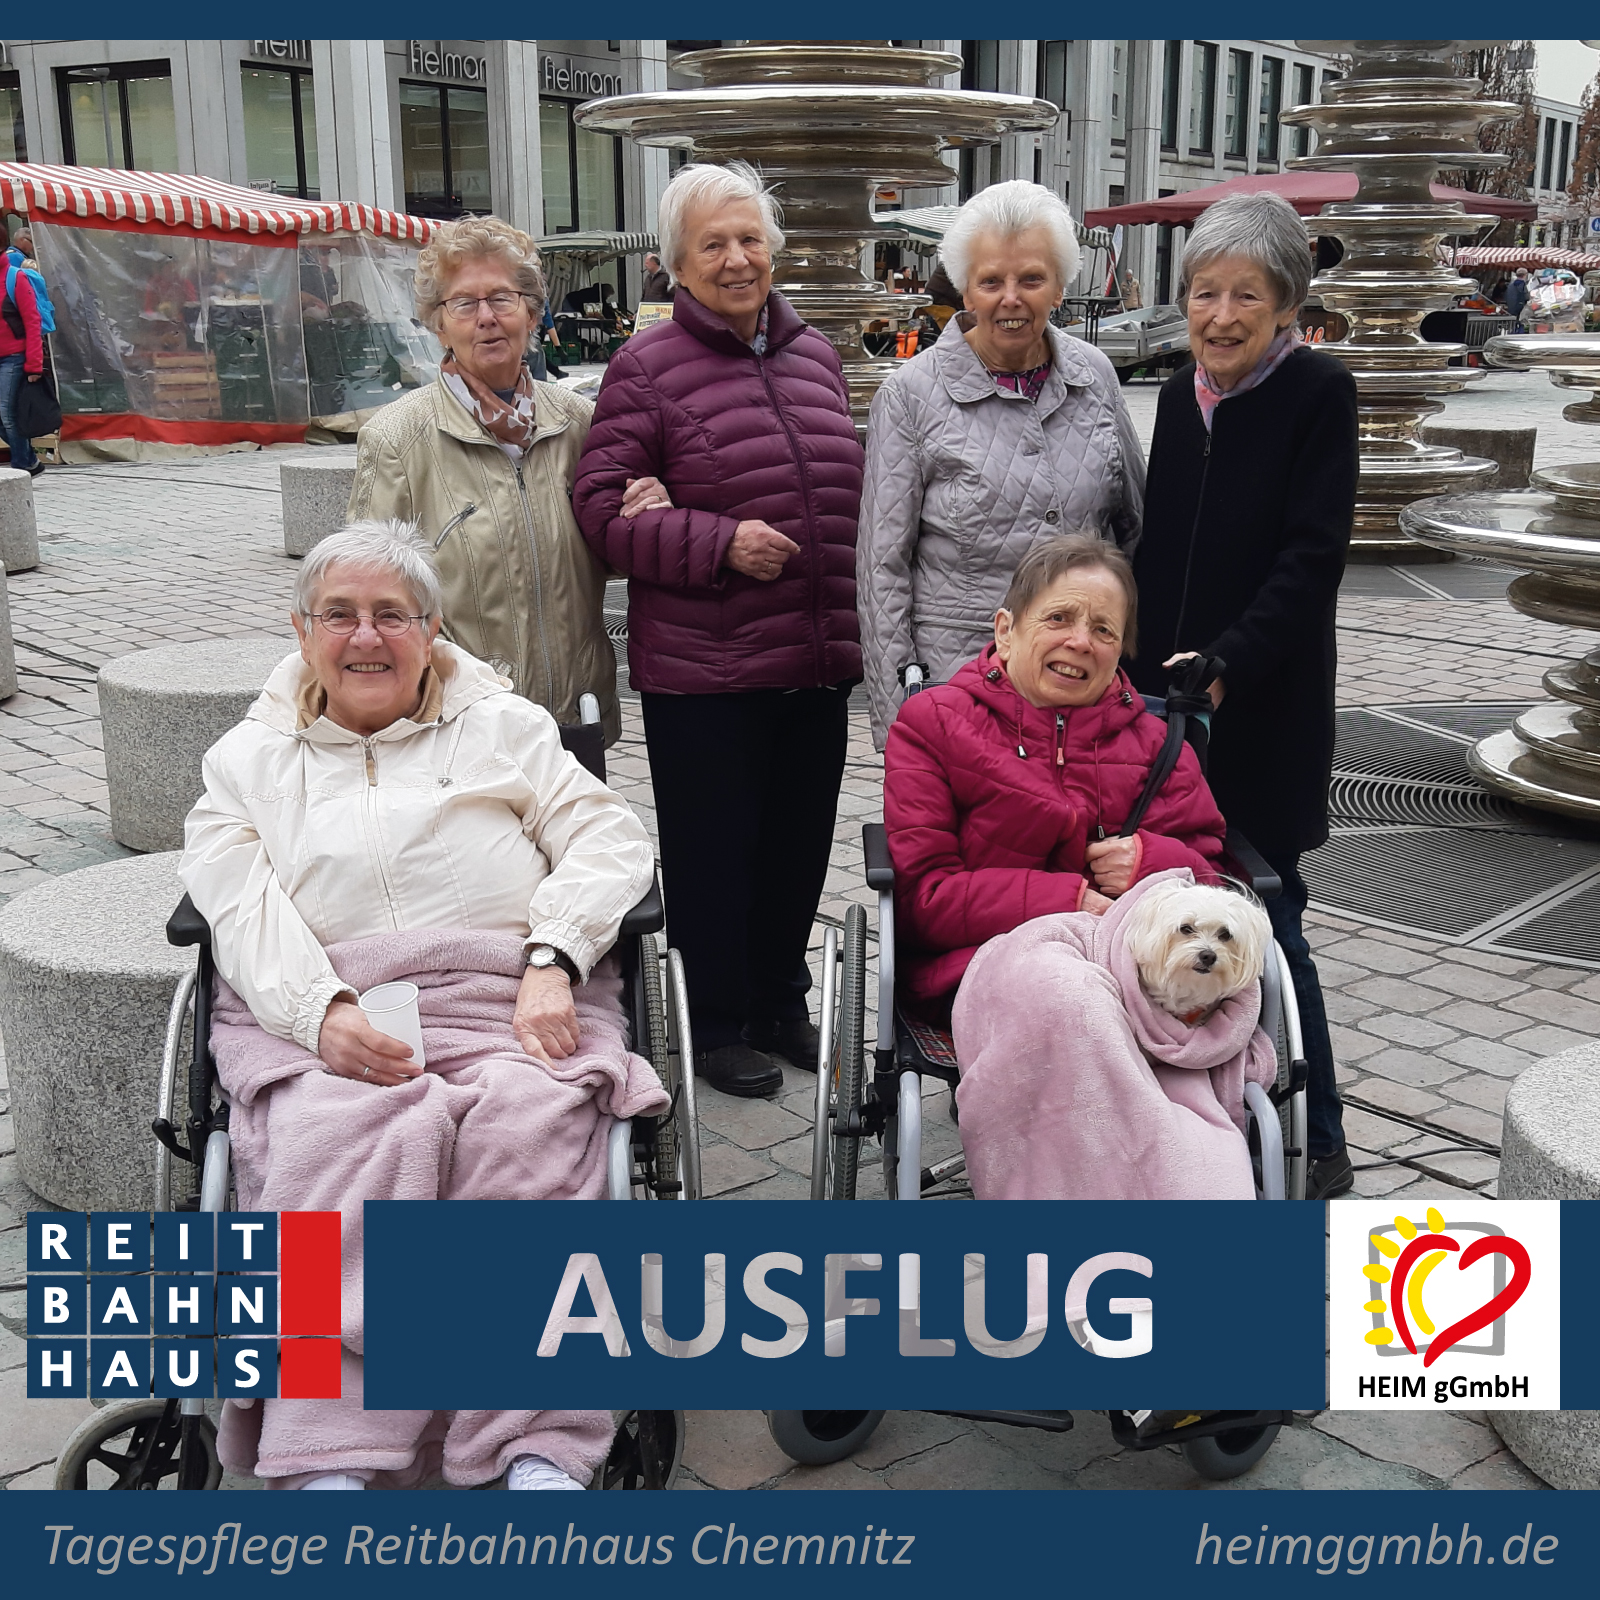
3, 363, 1591, 1491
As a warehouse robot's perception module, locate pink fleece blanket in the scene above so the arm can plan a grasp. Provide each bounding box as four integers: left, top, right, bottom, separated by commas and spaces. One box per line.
951, 871, 1277, 1201
210, 928, 668, 1487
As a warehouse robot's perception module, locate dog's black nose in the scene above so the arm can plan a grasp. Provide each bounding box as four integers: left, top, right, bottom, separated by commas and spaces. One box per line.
1195, 949, 1217, 971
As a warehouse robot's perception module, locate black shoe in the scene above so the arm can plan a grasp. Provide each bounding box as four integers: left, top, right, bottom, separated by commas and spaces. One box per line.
746, 1017, 820, 1073
695, 1042, 783, 1099
1307, 1149, 1354, 1201
25, 462, 44, 477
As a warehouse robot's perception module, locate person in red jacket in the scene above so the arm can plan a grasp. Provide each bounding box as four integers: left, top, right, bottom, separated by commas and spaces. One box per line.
0, 222, 46, 477
574, 162, 864, 1099
885, 535, 1227, 1021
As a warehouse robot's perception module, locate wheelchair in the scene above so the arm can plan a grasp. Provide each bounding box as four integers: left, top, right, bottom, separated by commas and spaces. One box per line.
773, 668, 1309, 1482
54, 697, 698, 1491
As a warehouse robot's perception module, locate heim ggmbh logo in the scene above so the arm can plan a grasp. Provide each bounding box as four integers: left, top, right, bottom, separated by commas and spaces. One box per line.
1328, 1201, 1559, 1411
24, 1211, 342, 1401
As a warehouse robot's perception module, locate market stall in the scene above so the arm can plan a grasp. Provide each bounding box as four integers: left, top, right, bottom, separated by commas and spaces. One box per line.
0, 163, 444, 460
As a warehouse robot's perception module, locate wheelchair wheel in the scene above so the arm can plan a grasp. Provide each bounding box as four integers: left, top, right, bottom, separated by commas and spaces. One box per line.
766, 1409, 886, 1466
597, 1410, 685, 1489
830, 904, 868, 1201
54, 1398, 222, 1490
1179, 1422, 1280, 1481
637, 935, 680, 1195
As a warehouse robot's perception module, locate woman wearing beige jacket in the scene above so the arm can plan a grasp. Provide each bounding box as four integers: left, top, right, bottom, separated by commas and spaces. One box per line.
346, 215, 663, 747
180, 521, 663, 1492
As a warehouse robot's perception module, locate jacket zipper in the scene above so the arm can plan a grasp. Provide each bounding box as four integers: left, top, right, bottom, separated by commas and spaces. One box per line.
432, 501, 477, 551
1055, 712, 1066, 768
1170, 408, 1213, 655
513, 460, 556, 703
361, 738, 401, 929
755, 351, 826, 681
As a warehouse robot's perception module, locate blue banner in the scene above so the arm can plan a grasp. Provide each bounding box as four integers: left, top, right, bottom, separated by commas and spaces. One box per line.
364, 1200, 1325, 1409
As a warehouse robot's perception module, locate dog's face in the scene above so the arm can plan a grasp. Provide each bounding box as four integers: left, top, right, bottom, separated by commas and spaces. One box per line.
1123, 881, 1271, 1020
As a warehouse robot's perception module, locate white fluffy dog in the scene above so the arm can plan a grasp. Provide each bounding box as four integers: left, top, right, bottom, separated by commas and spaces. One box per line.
1122, 878, 1272, 1023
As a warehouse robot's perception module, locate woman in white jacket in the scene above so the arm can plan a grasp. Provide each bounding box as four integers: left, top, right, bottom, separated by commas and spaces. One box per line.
180, 520, 665, 1493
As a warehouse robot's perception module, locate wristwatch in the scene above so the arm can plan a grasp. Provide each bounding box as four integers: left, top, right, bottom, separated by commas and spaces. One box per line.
527, 944, 580, 983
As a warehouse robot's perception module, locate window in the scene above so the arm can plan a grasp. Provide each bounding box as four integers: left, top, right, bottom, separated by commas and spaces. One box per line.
1188, 43, 1216, 154
58, 60, 177, 170
400, 81, 489, 220
1258, 56, 1283, 162
1037, 40, 1068, 110
241, 65, 319, 198
539, 98, 623, 234
1224, 49, 1250, 159
1557, 120, 1572, 192
1540, 116, 1555, 191
1161, 42, 1181, 149
0, 72, 24, 163
1111, 41, 1128, 142
961, 40, 999, 93
1291, 63, 1314, 158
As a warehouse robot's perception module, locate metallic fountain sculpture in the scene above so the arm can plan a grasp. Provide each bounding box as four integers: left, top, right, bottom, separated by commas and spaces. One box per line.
1402, 335, 1600, 823
1282, 41, 1519, 560
575, 42, 1056, 423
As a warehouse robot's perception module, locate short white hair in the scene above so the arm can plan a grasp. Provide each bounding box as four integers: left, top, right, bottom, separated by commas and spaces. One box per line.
1178, 192, 1312, 315
293, 520, 443, 621
655, 160, 785, 281
939, 180, 1082, 296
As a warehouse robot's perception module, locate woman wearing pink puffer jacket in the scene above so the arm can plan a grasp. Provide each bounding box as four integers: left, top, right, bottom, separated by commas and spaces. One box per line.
574, 162, 863, 1100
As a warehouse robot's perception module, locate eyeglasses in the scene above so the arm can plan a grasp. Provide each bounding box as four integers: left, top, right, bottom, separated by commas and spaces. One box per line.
441, 291, 530, 320
308, 608, 428, 637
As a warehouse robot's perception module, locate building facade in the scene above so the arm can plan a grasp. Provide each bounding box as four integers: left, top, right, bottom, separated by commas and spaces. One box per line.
1527, 94, 1591, 249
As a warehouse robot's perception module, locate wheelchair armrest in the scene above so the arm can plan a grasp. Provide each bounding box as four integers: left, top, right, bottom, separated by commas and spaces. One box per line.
1223, 826, 1281, 901
619, 875, 665, 939
863, 823, 894, 890
167, 893, 212, 949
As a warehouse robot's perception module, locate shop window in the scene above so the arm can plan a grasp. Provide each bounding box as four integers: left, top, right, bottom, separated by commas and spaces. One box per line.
241, 64, 319, 199
1291, 63, 1314, 159
400, 81, 489, 221
539, 98, 623, 235
1188, 43, 1216, 155
58, 60, 177, 171
1161, 42, 1181, 150
1258, 56, 1282, 163
1224, 50, 1250, 160
0, 71, 26, 163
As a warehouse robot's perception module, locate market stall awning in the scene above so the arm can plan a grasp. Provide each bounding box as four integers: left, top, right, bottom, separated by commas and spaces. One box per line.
534, 230, 658, 259
0, 161, 436, 246
1083, 173, 1537, 228
881, 204, 1113, 250
1450, 245, 1599, 270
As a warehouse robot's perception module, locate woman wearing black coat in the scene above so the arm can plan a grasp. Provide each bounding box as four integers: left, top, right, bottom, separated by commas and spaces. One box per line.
1129, 192, 1359, 1201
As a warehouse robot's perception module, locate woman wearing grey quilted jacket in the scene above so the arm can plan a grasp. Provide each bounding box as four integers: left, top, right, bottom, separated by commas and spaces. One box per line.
858, 182, 1145, 747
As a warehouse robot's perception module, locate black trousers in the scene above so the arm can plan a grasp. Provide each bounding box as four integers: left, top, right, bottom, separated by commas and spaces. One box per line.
1259, 848, 1345, 1161
641, 686, 850, 1051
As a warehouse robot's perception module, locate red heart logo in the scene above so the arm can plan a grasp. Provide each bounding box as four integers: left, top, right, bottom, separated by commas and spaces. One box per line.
1388, 1233, 1531, 1367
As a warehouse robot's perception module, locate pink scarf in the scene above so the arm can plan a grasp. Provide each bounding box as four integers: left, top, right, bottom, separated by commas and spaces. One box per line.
1193, 325, 1304, 433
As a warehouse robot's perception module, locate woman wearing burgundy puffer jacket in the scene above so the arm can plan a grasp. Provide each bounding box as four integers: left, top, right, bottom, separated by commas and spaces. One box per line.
574, 162, 863, 1099
885, 536, 1226, 1022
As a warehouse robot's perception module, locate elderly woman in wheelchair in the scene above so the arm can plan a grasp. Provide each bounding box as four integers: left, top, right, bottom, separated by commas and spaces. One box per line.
879, 533, 1291, 1203
178, 519, 670, 1492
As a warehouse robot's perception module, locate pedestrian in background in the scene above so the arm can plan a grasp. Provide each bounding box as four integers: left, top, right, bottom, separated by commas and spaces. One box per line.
0, 222, 46, 478
1504, 267, 1530, 331
574, 161, 863, 1099
640, 250, 672, 303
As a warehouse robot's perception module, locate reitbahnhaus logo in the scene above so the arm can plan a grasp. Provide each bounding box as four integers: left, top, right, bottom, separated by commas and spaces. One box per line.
1329, 1201, 1559, 1411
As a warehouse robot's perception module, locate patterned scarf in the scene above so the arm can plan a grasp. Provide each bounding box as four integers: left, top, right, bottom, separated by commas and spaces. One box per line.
441, 353, 536, 459
989, 359, 1052, 403
1193, 325, 1304, 433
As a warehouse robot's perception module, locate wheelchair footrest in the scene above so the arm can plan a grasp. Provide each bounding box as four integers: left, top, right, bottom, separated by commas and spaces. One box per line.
1110, 1410, 1289, 1451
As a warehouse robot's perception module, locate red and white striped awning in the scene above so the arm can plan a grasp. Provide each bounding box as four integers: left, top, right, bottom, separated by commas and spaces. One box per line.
0, 161, 437, 247
1448, 245, 1599, 271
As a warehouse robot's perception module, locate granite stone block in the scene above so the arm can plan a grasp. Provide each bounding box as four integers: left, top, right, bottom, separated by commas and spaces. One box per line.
281, 458, 358, 558
99, 638, 291, 852
0, 852, 191, 1211
0, 469, 39, 574
1418, 423, 1537, 489
0, 570, 15, 702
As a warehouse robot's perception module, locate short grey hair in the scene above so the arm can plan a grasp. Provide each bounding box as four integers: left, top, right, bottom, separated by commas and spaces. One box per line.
1178, 192, 1312, 315
939, 181, 1082, 296
293, 520, 444, 622
655, 161, 785, 281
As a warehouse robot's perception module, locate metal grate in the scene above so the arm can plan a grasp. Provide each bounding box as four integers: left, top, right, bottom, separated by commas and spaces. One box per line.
1481, 878, 1600, 966
1328, 774, 1532, 830
1331, 711, 1476, 786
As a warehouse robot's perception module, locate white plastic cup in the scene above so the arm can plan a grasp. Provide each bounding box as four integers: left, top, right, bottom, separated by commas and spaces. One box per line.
358, 981, 426, 1070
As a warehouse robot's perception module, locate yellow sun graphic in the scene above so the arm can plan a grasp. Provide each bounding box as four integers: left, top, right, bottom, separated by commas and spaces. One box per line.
1362, 1206, 1448, 1346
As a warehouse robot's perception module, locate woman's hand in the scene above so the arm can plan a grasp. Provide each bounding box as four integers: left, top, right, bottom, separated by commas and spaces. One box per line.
514, 965, 580, 1064
1085, 836, 1140, 896
726, 520, 800, 581
621, 476, 673, 518
1162, 651, 1225, 708
317, 999, 422, 1086
1082, 888, 1116, 916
